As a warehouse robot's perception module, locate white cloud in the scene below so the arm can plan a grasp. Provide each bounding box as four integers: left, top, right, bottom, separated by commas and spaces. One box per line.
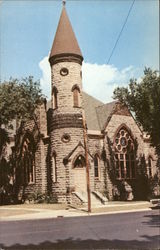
39, 56, 51, 99
82, 63, 136, 103
39, 56, 137, 103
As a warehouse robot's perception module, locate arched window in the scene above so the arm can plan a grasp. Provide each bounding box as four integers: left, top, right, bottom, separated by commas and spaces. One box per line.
72, 85, 80, 107
52, 86, 58, 109
22, 135, 35, 184
74, 155, 85, 168
148, 156, 153, 178
52, 153, 57, 182
94, 154, 100, 179
114, 126, 135, 179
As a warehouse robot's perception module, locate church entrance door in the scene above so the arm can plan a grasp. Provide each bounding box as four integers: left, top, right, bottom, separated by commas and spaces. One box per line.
73, 155, 87, 193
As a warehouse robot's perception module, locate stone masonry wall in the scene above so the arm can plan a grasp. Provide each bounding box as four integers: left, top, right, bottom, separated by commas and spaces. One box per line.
104, 113, 157, 200
50, 59, 85, 203
51, 61, 83, 114
87, 136, 106, 194
15, 102, 48, 200
50, 126, 84, 203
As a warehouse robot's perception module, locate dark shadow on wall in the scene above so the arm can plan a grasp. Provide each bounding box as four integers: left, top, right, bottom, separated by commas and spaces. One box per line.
0, 234, 159, 250
46, 139, 52, 195
105, 136, 152, 201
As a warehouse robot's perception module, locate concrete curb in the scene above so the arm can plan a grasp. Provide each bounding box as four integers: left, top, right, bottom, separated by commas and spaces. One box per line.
0, 206, 152, 222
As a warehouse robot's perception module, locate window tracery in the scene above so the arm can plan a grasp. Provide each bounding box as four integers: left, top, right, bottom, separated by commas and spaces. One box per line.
114, 127, 135, 179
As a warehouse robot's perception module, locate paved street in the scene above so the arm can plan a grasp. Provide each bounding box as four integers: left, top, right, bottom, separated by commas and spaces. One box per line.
0, 210, 159, 249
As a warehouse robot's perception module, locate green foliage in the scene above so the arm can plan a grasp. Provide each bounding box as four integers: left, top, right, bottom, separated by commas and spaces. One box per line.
113, 68, 160, 151
0, 76, 43, 127
26, 191, 56, 204
0, 76, 43, 204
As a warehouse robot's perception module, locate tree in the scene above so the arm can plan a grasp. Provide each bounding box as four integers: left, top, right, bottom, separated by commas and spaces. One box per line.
0, 77, 43, 203
0, 76, 43, 128
113, 68, 160, 159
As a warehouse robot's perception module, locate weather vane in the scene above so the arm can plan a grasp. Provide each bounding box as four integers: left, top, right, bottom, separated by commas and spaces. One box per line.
62, 0, 66, 6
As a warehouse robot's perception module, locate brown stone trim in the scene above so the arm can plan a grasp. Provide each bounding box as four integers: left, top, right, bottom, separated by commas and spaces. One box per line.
49, 53, 83, 66
88, 134, 104, 139
50, 113, 83, 131
113, 102, 131, 116
113, 123, 135, 144
71, 84, 80, 92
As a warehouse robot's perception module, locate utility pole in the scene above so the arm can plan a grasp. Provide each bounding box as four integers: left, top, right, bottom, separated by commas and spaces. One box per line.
82, 110, 91, 213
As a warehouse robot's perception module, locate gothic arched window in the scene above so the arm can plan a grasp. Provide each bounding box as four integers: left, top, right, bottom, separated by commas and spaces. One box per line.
114, 127, 136, 179
22, 135, 35, 184
52, 86, 58, 109
72, 85, 80, 107
74, 155, 85, 168
94, 154, 100, 179
52, 152, 57, 182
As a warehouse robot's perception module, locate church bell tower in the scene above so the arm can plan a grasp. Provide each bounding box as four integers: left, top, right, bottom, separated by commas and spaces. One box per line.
48, 2, 85, 203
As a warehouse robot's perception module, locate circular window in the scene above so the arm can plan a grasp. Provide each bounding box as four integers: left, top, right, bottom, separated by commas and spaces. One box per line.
60, 68, 69, 76
117, 133, 120, 138
114, 127, 135, 153
115, 138, 119, 144
61, 133, 71, 143
121, 130, 125, 136
120, 137, 127, 146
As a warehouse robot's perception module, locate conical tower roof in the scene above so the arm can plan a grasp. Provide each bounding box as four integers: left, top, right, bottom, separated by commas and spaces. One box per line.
49, 5, 83, 65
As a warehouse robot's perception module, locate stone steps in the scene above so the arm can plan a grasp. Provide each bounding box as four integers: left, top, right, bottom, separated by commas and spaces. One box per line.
73, 191, 106, 207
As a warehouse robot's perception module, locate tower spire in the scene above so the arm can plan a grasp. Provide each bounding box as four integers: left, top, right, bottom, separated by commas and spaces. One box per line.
62, 0, 66, 6
49, 3, 83, 65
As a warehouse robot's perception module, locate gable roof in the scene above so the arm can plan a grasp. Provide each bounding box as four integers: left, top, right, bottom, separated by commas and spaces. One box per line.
96, 101, 117, 131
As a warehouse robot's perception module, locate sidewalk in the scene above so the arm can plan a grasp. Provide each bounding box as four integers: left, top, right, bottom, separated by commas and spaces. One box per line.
0, 201, 152, 221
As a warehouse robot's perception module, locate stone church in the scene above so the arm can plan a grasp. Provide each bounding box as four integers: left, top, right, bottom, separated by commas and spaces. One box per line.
12, 4, 157, 205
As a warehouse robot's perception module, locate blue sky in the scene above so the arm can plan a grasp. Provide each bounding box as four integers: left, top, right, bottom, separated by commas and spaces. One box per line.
0, 0, 159, 102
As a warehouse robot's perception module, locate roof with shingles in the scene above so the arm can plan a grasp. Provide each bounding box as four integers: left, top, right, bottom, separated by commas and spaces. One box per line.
82, 92, 117, 131
96, 101, 117, 131
82, 92, 103, 131
49, 6, 83, 60
47, 92, 117, 132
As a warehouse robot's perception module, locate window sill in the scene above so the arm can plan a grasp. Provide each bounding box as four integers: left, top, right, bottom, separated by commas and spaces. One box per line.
95, 178, 101, 182
73, 106, 81, 108
116, 178, 136, 180
27, 182, 35, 185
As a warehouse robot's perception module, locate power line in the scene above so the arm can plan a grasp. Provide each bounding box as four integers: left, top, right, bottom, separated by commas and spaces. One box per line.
107, 0, 135, 65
